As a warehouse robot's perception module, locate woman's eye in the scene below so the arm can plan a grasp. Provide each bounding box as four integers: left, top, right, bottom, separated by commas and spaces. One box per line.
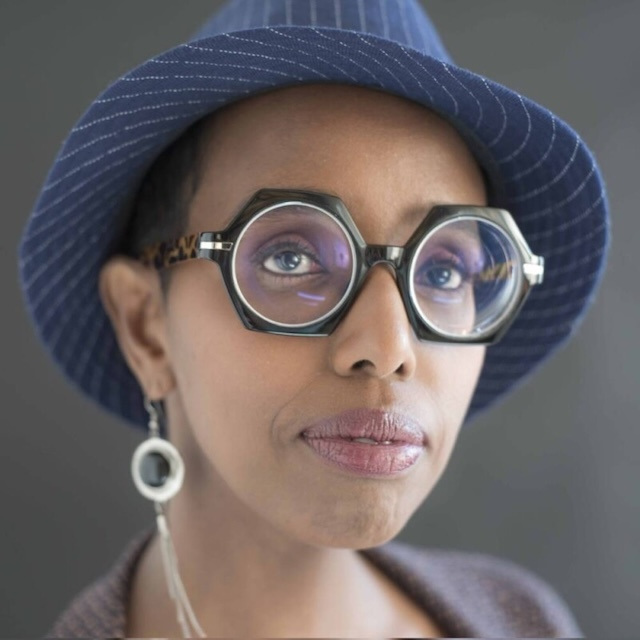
425, 264, 462, 289
416, 259, 467, 290
257, 240, 325, 277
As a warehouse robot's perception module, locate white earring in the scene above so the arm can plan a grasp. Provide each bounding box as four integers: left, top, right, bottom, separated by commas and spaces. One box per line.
131, 409, 184, 503
130, 396, 206, 638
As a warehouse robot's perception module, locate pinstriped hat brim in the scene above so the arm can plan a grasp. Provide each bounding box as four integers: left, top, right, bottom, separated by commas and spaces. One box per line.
18, 23, 611, 431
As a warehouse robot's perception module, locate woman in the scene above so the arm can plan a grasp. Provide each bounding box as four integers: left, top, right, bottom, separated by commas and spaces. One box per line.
19, 0, 609, 637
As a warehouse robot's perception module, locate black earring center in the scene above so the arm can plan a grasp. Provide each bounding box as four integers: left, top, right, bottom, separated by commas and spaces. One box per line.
140, 451, 171, 487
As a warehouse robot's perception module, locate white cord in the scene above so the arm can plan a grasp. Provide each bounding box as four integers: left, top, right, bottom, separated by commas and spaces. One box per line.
155, 507, 207, 637
144, 398, 207, 637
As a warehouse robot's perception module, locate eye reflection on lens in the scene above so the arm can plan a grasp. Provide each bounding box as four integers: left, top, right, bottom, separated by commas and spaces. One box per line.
232, 203, 355, 326
410, 217, 521, 338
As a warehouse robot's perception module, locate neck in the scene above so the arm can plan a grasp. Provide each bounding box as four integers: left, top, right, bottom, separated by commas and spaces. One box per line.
129, 460, 399, 637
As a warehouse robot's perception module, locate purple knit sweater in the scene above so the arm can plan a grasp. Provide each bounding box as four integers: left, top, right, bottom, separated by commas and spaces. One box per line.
45, 524, 584, 638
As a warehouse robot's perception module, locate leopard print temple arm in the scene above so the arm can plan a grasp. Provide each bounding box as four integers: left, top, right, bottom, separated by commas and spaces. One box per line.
138, 234, 200, 270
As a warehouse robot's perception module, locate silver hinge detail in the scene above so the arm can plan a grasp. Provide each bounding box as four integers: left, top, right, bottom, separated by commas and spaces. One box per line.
200, 241, 233, 251
523, 261, 544, 285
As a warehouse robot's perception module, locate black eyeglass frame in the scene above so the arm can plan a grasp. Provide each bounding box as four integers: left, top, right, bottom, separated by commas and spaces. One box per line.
138, 187, 544, 345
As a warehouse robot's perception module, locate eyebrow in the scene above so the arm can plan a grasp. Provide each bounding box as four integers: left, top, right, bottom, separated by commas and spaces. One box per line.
227, 188, 483, 236
403, 202, 486, 227
435, 219, 482, 242
285, 189, 484, 231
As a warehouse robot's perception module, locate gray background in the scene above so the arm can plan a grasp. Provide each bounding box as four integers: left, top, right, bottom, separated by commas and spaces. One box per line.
1, 0, 638, 637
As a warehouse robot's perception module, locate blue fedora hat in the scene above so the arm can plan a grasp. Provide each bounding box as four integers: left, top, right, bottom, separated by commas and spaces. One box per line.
18, 0, 611, 432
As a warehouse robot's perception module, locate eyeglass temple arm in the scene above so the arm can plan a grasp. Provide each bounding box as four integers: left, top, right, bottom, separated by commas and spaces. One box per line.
138, 232, 233, 269
472, 257, 543, 285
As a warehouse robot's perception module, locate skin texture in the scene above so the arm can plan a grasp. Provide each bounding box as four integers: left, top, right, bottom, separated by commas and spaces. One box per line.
99, 83, 487, 637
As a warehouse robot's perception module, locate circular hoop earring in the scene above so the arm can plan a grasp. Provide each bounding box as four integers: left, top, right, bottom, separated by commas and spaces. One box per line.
130, 396, 206, 638
130, 428, 185, 503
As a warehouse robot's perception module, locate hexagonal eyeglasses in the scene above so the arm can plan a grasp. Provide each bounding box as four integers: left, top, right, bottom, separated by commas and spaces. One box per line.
137, 187, 544, 344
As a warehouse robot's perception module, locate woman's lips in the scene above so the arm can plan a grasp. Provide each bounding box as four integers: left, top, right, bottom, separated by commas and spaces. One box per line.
299, 408, 427, 476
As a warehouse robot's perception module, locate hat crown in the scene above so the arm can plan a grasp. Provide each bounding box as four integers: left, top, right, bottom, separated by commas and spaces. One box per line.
192, 0, 453, 62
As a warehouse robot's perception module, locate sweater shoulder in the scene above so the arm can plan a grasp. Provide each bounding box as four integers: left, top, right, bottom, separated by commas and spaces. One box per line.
367, 539, 584, 638
45, 571, 124, 638
44, 525, 155, 638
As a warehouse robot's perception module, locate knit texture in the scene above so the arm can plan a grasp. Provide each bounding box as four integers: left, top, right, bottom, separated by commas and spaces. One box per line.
45, 524, 584, 638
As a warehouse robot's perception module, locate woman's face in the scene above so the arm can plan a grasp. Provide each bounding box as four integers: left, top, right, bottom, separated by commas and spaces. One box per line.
156, 84, 487, 548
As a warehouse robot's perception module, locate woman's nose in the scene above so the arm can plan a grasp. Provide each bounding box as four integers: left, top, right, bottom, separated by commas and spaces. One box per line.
328, 263, 418, 380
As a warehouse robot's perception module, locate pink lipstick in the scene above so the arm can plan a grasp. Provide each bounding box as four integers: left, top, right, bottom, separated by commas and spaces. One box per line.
299, 408, 427, 476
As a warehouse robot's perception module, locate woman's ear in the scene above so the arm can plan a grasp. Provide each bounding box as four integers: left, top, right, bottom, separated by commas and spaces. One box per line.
98, 256, 176, 400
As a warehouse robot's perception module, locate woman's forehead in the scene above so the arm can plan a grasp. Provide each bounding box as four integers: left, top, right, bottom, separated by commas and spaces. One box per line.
208, 83, 472, 153
187, 83, 487, 233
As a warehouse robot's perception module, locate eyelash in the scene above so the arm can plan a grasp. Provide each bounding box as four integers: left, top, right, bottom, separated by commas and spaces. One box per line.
415, 254, 471, 289
252, 239, 326, 280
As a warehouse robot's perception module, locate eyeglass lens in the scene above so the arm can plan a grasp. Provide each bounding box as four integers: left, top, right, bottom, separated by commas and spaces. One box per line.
232, 202, 521, 338
410, 217, 521, 338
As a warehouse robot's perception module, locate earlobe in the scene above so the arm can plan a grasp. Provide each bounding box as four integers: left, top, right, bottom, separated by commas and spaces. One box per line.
98, 256, 176, 400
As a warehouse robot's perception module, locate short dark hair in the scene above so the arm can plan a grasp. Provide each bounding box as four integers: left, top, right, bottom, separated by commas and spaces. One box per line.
118, 115, 217, 434
122, 113, 216, 294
